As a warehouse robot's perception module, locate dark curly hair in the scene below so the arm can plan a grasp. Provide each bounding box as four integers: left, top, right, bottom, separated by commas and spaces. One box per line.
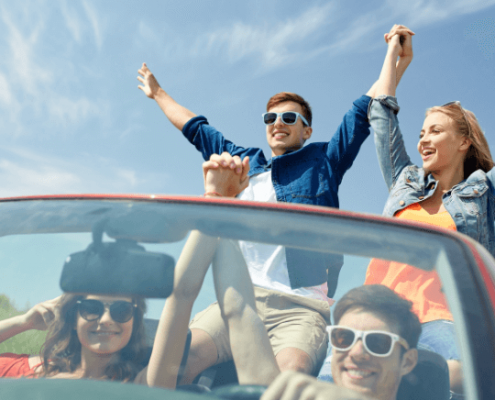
40, 293, 147, 382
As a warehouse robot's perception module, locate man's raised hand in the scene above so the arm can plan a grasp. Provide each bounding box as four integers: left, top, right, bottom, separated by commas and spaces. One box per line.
137, 63, 163, 99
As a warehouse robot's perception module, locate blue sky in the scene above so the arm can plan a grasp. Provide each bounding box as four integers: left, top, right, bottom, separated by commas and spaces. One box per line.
1, 0, 495, 318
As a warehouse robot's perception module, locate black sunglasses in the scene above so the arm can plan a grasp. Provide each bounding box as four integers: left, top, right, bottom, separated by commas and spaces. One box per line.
77, 299, 136, 323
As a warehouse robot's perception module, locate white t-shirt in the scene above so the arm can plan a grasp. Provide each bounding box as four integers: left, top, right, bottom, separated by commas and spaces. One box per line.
237, 171, 333, 305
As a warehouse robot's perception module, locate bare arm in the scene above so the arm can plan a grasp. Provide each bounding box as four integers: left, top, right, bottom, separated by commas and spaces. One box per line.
205, 154, 278, 384
137, 63, 196, 131
367, 25, 414, 98
136, 230, 218, 389
212, 240, 280, 385
0, 297, 60, 345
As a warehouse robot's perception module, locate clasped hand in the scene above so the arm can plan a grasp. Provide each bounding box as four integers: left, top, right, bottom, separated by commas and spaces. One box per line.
203, 152, 250, 198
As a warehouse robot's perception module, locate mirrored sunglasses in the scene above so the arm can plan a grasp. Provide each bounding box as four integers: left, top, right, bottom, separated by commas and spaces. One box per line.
77, 299, 136, 323
328, 326, 409, 357
262, 111, 310, 127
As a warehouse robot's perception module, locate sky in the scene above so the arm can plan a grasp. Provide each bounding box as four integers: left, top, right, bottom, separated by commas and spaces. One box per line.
1, 0, 495, 318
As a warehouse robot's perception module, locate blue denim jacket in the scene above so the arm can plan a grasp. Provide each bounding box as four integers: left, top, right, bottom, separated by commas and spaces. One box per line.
370, 95, 495, 256
182, 95, 372, 293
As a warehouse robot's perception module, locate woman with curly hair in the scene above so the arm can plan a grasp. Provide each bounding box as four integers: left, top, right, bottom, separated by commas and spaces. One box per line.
0, 160, 279, 388
0, 294, 147, 382
0, 231, 221, 388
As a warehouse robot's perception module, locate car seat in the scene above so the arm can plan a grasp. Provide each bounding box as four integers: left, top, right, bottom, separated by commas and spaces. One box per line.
397, 349, 450, 400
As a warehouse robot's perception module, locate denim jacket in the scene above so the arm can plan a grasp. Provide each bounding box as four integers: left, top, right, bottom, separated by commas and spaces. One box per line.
370, 95, 495, 257
182, 95, 372, 293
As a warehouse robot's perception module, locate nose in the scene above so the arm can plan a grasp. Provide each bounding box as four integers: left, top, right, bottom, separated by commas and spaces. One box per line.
419, 133, 429, 145
274, 115, 285, 127
348, 339, 370, 360
98, 307, 113, 324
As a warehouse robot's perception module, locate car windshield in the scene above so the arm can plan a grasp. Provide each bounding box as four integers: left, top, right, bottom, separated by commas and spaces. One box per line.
0, 197, 492, 400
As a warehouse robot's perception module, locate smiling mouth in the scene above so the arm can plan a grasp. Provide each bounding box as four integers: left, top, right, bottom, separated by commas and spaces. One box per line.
90, 331, 120, 336
422, 149, 435, 159
273, 132, 289, 139
344, 367, 374, 379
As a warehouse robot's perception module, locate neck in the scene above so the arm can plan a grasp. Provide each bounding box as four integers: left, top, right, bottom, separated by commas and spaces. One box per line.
430, 166, 464, 193
76, 348, 118, 379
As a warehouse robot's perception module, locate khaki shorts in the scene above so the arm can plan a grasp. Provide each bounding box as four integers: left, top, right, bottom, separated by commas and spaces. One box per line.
189, 286, 330, 373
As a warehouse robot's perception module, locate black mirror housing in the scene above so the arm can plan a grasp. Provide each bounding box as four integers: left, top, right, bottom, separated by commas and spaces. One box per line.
60, 239, 175, 298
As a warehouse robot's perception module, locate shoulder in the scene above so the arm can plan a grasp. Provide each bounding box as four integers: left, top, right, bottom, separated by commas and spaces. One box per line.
0, 353, 36, 377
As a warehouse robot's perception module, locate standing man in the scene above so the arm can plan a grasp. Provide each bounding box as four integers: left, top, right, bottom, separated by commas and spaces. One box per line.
137, 63, 372, 382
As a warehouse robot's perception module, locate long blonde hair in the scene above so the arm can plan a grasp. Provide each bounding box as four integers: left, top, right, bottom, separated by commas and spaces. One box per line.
426, 104, 494, 177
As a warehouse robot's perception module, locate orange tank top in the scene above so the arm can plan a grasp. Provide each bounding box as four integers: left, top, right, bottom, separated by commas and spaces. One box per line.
364, 203, 455, 323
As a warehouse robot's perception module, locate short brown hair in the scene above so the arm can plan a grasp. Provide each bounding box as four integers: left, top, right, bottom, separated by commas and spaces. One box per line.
426, 104, 494, 177
333, 285, 421, 349
266, 92, 312, 127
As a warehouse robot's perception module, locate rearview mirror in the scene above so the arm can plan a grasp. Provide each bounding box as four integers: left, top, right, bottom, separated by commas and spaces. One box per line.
60, 223, 175, 298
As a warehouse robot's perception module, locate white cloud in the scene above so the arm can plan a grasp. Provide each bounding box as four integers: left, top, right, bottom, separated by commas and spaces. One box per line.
0, 1, 107, 136
194, 4, 336, 70
159, 0, 495, 72
0, 146, 161, 198
46, 96, 104, 127
391, 0, 495, 28
60, 0, 83, 43
0, 73, 13, 105
82, 0, 102, 50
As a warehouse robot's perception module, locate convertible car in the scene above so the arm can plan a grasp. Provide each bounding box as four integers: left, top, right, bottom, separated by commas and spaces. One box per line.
0, 194, 494, 399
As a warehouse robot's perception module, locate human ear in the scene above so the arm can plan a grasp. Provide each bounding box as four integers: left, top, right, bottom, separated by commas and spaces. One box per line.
400, 348, 418, 377
303, 127, 313, 140
459, 137, 472, 152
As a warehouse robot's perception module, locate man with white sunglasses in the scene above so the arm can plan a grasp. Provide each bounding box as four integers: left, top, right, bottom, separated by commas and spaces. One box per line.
262, 285, 420, 400
137, 63, 372, 381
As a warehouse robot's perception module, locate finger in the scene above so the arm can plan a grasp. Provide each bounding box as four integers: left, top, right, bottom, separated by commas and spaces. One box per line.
202, 160, 219, 180
261, 376, 290, 400
280, 381, 307, 400
137, 76, 144, 83
232, 155, 242, 173
299, 386, 318, 400
218, 152, 235, 169
42, 309, 55, 324
209, 153, 229, 167
46, 296, 63, 309
240, 156, 250, 182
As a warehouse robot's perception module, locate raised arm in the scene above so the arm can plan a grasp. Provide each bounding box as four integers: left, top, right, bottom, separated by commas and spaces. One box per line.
0, 297, 59, 345
137, 63, 196, 131
137, 230, 219, 389
137, 154, 251, 388
202, 154, 279, 384
367, 25, 414, 99
368, 26, 416, 190
212, 240, 280, 385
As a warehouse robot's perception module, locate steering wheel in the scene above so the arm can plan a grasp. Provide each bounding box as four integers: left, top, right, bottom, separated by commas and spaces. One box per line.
211, 384, 267, 400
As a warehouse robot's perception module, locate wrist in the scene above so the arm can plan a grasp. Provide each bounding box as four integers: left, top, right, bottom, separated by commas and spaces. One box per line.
154, 87, 168, 101
204, 191, 224, 198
